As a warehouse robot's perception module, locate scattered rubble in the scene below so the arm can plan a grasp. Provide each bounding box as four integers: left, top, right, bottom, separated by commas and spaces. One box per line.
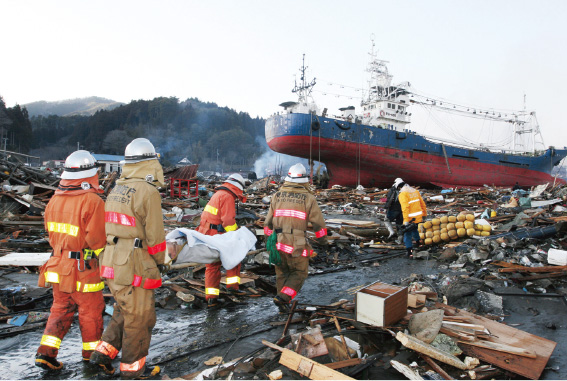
1, 165, 567, 379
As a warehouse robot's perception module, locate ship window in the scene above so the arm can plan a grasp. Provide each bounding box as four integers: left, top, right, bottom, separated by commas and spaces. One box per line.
398, 106, 405, 112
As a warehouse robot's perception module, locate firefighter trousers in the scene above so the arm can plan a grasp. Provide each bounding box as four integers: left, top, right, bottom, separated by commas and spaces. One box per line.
37, 283, 104, 360
205, 262, 241, 300
98, 278, 156, 378
275, 254, 309, 302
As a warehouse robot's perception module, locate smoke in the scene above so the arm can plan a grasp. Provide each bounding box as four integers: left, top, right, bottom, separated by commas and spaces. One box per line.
252, 136, 326, 178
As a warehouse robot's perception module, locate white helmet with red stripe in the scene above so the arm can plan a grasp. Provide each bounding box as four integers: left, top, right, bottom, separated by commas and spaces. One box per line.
61, 150, 98, 180
226, 173, 245, 191
285, 163, 309, 183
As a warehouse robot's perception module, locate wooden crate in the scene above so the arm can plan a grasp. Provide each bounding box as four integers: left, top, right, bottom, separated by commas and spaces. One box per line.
356, 281, 408, 327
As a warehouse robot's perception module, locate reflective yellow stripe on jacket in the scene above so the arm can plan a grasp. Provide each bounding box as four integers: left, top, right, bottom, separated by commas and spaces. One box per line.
204, 205, 218, 215
224, 223, 238, 232
47, 222, 79, 237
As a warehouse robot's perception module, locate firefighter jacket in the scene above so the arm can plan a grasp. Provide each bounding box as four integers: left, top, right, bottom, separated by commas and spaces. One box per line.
197, 182, 246, 236
100, 160, 166, 290
398, 185, 427, 224
38, 175, 106, 294
264, 181, 328, 257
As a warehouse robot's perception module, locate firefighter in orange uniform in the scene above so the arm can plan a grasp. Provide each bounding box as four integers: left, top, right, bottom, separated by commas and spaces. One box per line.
35, 151, 106, 371
264, 163, 328, 312
197, 173, 247, 308
90, 138, 165, 379
398, 180, 427, 258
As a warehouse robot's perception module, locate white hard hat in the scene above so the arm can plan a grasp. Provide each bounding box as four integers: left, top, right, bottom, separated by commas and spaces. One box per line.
226, 173, 245, 191
61, 150, 98, 180
285, 163, 309, 183
393, 177, 405, 188
124, 138, 157, 164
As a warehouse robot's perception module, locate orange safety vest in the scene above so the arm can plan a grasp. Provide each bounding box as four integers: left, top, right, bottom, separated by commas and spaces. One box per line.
38, 176, 106, 293
197, 182, 246, 236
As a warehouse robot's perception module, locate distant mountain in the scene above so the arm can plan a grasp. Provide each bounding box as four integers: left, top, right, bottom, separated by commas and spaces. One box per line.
24, 96, 124, 117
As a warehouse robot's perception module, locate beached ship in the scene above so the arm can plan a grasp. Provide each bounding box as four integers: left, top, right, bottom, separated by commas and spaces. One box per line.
265, 44, 567, 188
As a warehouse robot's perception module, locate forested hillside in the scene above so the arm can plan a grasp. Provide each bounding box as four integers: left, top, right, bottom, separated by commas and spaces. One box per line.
24, 96, 123, 117
0, 96, 33, 153
30, 97, 266, 170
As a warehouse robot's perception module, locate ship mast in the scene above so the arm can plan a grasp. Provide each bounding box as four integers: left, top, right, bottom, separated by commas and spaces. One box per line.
292, 54, 316, 104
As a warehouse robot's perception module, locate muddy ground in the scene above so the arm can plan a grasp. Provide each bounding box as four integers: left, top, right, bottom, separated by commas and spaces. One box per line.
1, 254, 565, 380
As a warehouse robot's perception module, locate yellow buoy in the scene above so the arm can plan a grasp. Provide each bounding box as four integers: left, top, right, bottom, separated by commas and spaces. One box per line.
432, 235, 441, 243
455, 222, 464, 229
432, 225, 440, 231
433, 230, 440, 236
440, 228, 447, 234
419, 233, 425, 240
466, 214, 475, 222
466, 228, 475, 236
432, 218, 441, 226
441, 232, 450, 241
440, 223, 447, 230
440, 216, 448, 224
457, 228, 466, 237
474, 224, 483, 231
482, 225, 492, 232
448, 216, 457, 223
423, 221, 432, 229
481, 231, 490, 236
425, 231, 434, 238
425, 238, 433, 245
464, 221, 474, 229
457, 214, 466, 222
447, 223, 455, 231
475, 230, 482, 235
448, 229, 457, 238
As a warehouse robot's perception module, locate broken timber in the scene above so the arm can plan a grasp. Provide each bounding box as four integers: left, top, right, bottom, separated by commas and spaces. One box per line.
261, 340, 354, 380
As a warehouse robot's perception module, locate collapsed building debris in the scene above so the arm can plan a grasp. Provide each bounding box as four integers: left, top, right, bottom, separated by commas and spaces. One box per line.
0, 167, 566, 379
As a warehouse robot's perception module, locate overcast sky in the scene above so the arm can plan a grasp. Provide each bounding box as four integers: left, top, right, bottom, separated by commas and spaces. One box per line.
2, 0, 567, 152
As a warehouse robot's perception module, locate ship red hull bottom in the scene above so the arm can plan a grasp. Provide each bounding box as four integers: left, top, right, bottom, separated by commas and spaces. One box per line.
268, 135, 564, 188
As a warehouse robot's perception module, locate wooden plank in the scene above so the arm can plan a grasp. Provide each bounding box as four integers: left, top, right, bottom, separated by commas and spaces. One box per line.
435, 303, 556, 379
396, 332, 468, 370
458, 340, 537, 358
390, 360, 424, 380
261, 340, 355, 380
499, 265, 567, 273
420, 354, 453, 380
513, 271, 567, 281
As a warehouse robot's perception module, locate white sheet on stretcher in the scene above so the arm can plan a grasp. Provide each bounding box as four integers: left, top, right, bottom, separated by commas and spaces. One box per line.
165, 227, 257, 270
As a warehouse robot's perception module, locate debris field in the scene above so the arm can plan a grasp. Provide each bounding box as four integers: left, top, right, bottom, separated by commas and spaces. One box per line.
1, 161, 566, 380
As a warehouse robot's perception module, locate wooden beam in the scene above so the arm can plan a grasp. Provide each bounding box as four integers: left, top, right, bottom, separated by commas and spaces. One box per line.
420, 354, 453, 380
396, 332, 468, 370
261, 340, 355, 380
323, 358, 362, 370
458, 340, 537, 358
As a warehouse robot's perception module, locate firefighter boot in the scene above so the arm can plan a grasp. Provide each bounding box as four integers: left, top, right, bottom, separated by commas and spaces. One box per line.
406, 247, 413, 259
89, 350, 116, 375
273, 295, 290, 313
35, 354, 63, 371
207, 298, 224, 309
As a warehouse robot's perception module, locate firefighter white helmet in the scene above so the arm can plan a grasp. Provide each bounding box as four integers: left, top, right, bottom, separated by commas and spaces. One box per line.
124, 138, 158, 164
285, 163, 309, 183
61, 150, 98, 180
393, 177, 405, 189
226, 173, 245, 191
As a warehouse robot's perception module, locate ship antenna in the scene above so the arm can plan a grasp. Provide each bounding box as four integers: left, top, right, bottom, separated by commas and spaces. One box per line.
292, 54, 316, 103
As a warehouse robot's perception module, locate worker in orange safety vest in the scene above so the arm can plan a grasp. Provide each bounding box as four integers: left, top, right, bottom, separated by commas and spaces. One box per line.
90, 138, 165, 379
35, 151, 106, 371
196, 173, 247, 308
398, 180, 427, 259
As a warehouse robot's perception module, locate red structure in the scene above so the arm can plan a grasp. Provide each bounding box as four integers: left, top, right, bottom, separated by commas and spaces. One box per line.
169, 178, 198, 198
